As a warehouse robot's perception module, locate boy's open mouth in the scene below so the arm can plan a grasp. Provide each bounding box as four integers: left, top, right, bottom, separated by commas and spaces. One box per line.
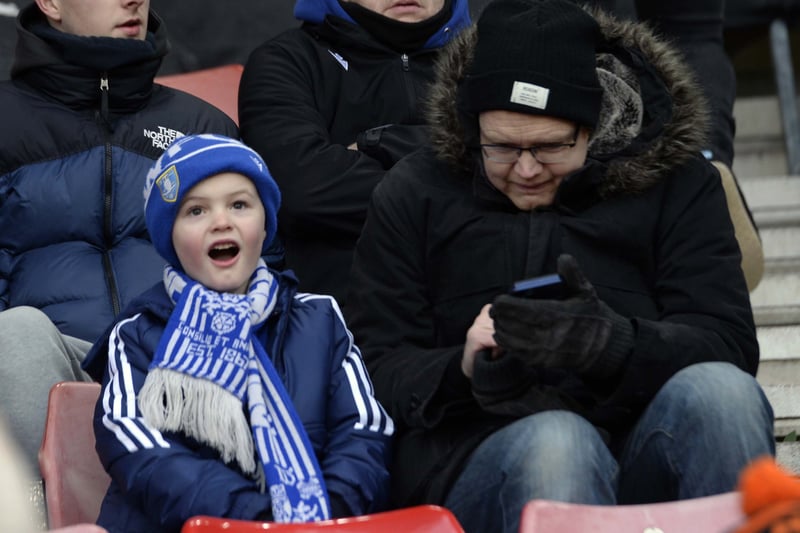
208, 242, 239, 261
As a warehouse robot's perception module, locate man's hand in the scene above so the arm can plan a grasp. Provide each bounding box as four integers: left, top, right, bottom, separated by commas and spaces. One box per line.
490, 254, 633, 379
462, 304, 499, 379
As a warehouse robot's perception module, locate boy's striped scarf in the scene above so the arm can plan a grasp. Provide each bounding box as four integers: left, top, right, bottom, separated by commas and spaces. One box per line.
139, 260, 330, 522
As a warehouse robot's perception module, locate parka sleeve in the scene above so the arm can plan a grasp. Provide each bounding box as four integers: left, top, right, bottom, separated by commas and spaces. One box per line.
238, 36, 387, 242
594, 157, 760, 414
93, 315, 271, 531
346, 166, 481, 432
315, 297, 394, 516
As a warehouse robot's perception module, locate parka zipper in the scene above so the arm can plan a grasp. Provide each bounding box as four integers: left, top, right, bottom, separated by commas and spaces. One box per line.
98, 72, 122, 317
399, 53, 416, 120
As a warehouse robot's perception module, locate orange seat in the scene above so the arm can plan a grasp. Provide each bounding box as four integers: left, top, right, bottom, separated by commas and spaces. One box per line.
156, 64, 244, 125
181, 505, 464, 532
39, 382, 110, 529
519, 491, 745, 532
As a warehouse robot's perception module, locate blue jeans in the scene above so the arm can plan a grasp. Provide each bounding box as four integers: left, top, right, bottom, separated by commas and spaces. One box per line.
444, 362, 775, 533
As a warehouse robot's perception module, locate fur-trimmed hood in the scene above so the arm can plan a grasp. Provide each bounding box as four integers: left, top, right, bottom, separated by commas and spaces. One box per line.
426, 5, 710, 198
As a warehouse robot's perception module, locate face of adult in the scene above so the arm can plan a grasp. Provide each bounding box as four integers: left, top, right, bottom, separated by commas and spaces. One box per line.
478, 110, 590, 211
341, 0, 445, 22
35, 0, 150, 39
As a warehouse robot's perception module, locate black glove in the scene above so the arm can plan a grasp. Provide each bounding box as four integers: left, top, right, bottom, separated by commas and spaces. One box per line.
490, 254, 634, 380
356, 124, 430, 169
471, 349, 584, 417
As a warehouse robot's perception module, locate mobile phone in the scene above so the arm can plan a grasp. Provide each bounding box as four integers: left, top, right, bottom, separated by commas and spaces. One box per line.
509, 273, 567, 299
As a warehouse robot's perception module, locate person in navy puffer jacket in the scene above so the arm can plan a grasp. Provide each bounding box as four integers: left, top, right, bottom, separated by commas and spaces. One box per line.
0, 0, 238, 479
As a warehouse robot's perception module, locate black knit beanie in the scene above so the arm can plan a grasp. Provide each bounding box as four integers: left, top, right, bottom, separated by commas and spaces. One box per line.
459, 0, 603, 128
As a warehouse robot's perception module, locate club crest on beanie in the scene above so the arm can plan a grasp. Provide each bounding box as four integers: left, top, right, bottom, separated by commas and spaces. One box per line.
459, 0, 603, 128
143, 134, 281, 269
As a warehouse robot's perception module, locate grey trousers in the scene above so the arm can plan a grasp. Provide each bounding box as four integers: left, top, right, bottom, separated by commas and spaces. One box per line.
0, 306, 93, 475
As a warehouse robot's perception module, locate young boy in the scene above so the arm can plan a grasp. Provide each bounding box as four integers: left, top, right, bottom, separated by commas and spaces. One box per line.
82, 134, 393, 532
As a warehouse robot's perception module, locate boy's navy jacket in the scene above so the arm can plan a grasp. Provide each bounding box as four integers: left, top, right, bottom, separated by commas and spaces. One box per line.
82, 270, 393, 532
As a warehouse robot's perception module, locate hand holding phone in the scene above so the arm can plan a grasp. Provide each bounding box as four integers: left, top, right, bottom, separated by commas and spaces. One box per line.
491, 254, 634, 380
509, 273, 567, 300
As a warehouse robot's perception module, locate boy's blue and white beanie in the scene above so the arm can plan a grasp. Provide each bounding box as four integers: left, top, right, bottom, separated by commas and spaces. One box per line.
143, 134, 281, 268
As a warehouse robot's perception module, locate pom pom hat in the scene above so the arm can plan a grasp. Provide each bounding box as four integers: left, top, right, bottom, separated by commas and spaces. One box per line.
459, 0, 604, 128
144, 134, 281, 269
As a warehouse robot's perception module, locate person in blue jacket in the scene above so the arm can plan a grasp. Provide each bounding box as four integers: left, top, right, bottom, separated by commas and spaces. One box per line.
83, 134, 393, 532
0, 0, 237, 486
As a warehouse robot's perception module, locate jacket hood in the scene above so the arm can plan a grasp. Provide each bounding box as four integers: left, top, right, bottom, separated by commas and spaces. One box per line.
426, 6, 710, 198
294, 0, 471, 49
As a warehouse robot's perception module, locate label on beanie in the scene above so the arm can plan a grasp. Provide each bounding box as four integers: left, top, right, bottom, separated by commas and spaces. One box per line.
510, 81, 549, 110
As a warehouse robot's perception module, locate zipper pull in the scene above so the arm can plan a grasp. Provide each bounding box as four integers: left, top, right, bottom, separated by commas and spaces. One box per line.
100, 73, 109, 116
401, 53, 409, 72
99, 72, 112, 129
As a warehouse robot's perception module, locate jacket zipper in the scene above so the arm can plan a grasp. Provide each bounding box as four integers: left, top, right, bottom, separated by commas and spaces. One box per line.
400, 53, 416, 119
98, 72, 122, 317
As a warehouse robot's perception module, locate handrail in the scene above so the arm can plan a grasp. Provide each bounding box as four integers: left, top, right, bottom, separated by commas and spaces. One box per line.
769, 18, 800, 175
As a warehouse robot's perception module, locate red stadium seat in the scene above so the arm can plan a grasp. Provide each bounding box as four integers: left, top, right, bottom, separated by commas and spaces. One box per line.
181, 505, 464, 532
519, 491, 745, 532
156, 64, 244, 125
39, 382, 110, 529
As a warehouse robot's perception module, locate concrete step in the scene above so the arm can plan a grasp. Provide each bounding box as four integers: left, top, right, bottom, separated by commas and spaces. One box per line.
757, 325, 800, 379
756, 301, 800, 472
749, 259, 800, 311
763, 384, 800, 438
755, 324, 800, 446
739, 176, 800, 230
777, 441, 800, 474
729, 89, 800, 473
755, 324, 800, 439
733, 95, 790, 179
732, 173, 800, 323
735, 142, 789, 180
753, 305, 800, 327
733, 95, 785, 140
760, 225, 800, 259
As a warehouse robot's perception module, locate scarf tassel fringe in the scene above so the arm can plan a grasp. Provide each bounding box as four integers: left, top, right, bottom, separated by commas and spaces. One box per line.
139, 368, 257, 474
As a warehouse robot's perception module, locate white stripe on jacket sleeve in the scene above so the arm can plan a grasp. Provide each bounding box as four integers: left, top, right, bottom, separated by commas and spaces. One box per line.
101, 314, 171, 452
296, 293, 394, 437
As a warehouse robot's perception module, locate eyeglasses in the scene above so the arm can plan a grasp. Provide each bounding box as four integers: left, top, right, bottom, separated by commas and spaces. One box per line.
480, 126, 580, 164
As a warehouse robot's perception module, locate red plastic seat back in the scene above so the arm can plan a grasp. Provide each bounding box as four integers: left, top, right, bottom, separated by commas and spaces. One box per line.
156, 64, 244, 125
39, 382, 110, 529
520, 492, 745, 532
181, 505, 464, 532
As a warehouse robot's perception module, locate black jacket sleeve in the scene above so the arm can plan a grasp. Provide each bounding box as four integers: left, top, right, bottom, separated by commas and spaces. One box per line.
239, 33, 426, 243
346, 165, 481, 431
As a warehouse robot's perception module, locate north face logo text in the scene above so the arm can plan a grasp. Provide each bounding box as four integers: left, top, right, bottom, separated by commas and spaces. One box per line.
144, 126, 184, 150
